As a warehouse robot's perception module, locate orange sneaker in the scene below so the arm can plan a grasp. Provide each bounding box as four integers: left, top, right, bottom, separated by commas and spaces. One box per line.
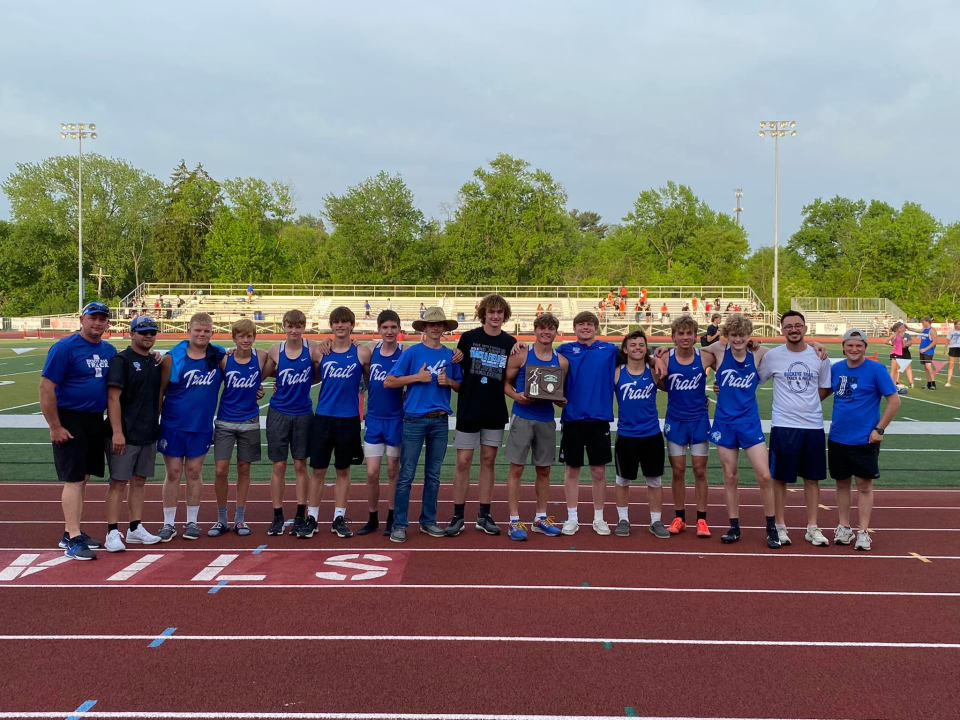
668, 517, 686, 534
696, 519, 711, 538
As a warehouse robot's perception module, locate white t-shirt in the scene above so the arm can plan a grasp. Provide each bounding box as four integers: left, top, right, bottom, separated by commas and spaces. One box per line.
758, 345, 832, 430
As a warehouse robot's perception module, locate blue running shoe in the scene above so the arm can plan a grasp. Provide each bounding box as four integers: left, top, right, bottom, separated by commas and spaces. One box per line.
64, 539, 96, 561
532, 516, 562, 537
509, 520, 528, 542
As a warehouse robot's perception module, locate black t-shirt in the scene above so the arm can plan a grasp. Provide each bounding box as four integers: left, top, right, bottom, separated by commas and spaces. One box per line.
106, 348, 161, 445
702, 324, 720, 346
455, 327, 517, 431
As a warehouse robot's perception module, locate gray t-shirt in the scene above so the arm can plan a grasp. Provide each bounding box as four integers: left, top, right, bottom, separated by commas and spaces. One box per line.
948, 329, 960, 349
758, 345, 832, 430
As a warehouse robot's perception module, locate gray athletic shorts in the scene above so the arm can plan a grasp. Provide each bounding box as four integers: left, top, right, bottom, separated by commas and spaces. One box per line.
454, 428, 504, 450
107, 442, 157, 481
266, 407, 312, 462
504, 415, 556, 467
214, 418, 262, 463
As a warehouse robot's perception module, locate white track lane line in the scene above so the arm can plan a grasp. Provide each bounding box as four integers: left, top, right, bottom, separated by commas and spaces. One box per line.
0, 712, 864, 720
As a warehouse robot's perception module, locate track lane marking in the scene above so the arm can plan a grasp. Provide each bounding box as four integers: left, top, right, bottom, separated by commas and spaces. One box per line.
909, 552, 932, 563
0, 712, 868, 719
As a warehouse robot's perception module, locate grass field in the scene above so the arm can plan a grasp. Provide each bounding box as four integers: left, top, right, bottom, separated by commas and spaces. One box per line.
0, 337, 957, 487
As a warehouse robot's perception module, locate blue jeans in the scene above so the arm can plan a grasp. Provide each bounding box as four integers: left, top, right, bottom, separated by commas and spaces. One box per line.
393, 415, 448, 528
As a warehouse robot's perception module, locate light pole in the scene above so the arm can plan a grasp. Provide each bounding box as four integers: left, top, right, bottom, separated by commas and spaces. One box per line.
60, 122, 98, 313
758, 120, 796, 319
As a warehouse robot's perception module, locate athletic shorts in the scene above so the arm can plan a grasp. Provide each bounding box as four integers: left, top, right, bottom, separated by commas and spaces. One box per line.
710, 420, 765, 450
310, 414, 364, 470
52, 408, 106, 483
213, 418, 262, 463
828, 439, 880, 481
614, 432, 664, 481
454, 428, 504, 450
663, 415, 709, 448
768, 426, 827, 483
919, 352, 934, 364
266, 407, 312, 462
107, 442, 157, 481
158, 424, 213, 459
364, 416, 402, 448
949, 347, 960, 358
504, 415, 556, 467
558, 420, 612, 468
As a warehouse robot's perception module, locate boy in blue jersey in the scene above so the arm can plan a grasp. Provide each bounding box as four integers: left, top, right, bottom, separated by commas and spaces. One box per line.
158, 313, 225, 542
302, 306, 371, 539
40, 302, 117, 560
385, 307, 462, 543
211, 319, 265, 537
823, 329, 900, 551
557, 311, 619, 536
503, 314, 568, 541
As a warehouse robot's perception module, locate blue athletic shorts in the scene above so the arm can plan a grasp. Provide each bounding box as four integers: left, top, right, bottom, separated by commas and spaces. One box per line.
768, 426, 826, 483
364, 416, 402, 448
158, 424, 213, 459
710, 420, 765, 450
663, 415, 709, 447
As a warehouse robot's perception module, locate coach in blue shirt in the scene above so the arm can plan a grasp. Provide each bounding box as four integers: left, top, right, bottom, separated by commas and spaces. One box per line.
824, 329, 900, 552
39, 302, 117, 561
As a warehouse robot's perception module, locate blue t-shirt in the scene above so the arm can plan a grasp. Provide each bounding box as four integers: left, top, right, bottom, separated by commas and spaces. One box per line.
218, 351, 261, 422
615, 366, 660, 438
556, 340, 618, 422
315, 345, 363, 418
41, 333, 117, 413
388, 343, 463, 417
830, 358, 897, 445
162, 355, 223, 434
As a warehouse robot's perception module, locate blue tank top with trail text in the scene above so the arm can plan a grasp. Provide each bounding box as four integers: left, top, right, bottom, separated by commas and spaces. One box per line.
513, 348, 560, 423
367, 343, 404, 420
665, 348, 708, 422
315, 345, 363, 418
218, 350, 261, 422
163, 355, 223, 433
270, 340, 314, 416
714, 350, 760, 424
615, 365, 660, 437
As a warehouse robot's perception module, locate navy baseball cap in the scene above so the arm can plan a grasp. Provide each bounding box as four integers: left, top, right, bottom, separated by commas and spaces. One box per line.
130, 315, 159, 333
81, 301, 110, 316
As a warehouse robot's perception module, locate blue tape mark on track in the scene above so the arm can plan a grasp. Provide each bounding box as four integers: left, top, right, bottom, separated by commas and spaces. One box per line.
581, 582, 590, 587
624, 708, 637, 717
208, 580, 228, 594
252, 544, 267, 555
65, 700, 96, 719
148, 628, 177, 648
602, 641, 613, 649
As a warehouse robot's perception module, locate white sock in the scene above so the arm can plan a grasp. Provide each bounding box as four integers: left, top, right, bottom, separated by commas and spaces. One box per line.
163, 507, 176, 526
510, 515, 520, 522
807, 524, 818, 533
617, 506, 629, 521
776, 523, 786, 530
186, 505, 199, 524
308, 506, 320, 520
334, 507, 346, 519
594, 508, 604, 523
567, 507, 578, 523
536, 511, 547, 520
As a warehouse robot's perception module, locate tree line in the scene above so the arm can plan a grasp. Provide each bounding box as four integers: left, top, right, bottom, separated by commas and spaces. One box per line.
1, 152, 957, 317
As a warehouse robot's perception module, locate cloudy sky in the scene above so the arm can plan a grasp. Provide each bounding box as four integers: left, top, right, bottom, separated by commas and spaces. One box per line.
2, 1, 957, 248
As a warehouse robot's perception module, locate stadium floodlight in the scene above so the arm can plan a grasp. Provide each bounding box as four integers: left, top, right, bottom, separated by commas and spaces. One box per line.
756, 119, 798, 322
60, 122, 99, 314
758, 130, 765, 137
759, 122, 766, 129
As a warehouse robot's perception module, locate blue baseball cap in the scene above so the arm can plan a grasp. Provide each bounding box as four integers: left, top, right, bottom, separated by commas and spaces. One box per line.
81, 301, 110, 317
130, 315, 159, 333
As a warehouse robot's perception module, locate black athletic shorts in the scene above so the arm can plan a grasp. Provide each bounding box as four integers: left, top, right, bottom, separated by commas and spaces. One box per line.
559, 420, 612, 468
309, 414, 363, 470
828, 439, 880, 481
949, 347, 960, 358
614, 432, 665, 481
769, 426, 827, 483
919, 352, 934, 364
52, 407, 107, 483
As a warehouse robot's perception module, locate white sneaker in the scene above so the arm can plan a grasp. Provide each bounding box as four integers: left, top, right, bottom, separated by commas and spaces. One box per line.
592, 518, 611, 536
105, 529, 126, 553
834, 525, 855, 545
855, 530, 872, 551
805, 527, 829, 546
945, 383, 951, 388
561, 520, 579, 536
126, 524, 161, 545
778, 528, 792, 546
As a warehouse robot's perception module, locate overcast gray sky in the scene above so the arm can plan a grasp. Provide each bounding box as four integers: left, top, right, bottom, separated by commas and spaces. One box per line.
2, 1, 957, 248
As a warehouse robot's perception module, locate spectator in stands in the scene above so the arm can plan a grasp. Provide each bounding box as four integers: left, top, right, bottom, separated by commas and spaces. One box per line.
619, 297, 626, 318
640, 287, 648, 306
387, 298, 393, 310
644, 303, 652, 322
246, 284, 254, 302
725, 302, 734, 312
598, 304, 606, 321
691, 296, 698, 315
546, 303, 553, 314
619, 285, 628, 301
682, 303, 690, 313
607, 291, 615, 306
419, 303, 426, 319
154, 298, 161, 312
660, 303, 669, 322
364, 300, 371, 319
536, 303, 543, 318
164, 301, 172, 320
705, 301, 712, 314
714, 296, 721, 309
634, 300, 642, 324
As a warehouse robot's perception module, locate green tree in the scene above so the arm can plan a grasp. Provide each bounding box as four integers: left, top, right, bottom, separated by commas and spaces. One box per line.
152, 161, 221, 283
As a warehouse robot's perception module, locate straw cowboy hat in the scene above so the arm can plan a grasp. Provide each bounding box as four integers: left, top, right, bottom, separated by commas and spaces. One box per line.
412, 306, 459, 332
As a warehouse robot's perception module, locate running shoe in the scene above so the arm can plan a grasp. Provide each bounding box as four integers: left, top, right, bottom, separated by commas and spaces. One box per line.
766, 528, 782, 549
649, 520, 671, 539
508, 521, 528, 541
389, 527, 406, 543
561, 520, 579, 536
444, 515, 465, 537
592, 518, 611, 536
60, 531, 102, 550
475, 516, 502, 535
267, 516, 285, 536
805, 527, 829, 547
104, 529, 126, 553
855, 530, 872, 551
158, 524, 177, 542
64, 539, 96, 561
331, 516, 353, 538
207, 521, 230, 538
614, 518, 630, 537
696, 519, 711, 538
668, 517, 686, 535
532, 517, 562, 536
777, 527, 792, 546
419, 523, 445, 538
289, 516, 305, 537
720, 525, 740, 543
232, 522, 251, 537
126, 525, 160, 545
833, 525, 855, 546
298, 515, 318, 539
183, 522, 201, 541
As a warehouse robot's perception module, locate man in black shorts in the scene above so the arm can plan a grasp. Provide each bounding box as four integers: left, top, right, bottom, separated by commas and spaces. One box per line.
39, 302, 117, 560
104, 315, 163, 552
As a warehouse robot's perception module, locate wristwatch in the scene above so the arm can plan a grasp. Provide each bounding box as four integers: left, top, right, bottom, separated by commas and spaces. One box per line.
873, 427, 885, 435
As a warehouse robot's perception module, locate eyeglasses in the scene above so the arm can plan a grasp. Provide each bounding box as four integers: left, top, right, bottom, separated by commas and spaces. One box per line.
782, 324, 805, 331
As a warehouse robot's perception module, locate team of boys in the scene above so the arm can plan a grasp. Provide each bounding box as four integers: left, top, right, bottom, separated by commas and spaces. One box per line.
41, 295, 903, 560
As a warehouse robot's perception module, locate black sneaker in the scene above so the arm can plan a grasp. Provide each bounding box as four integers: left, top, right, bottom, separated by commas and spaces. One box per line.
475, 515, 501, 536
289, 516, 305, 537
420, 523, 445, 537
297, 515, 318, 539
721, 526, 741, 543
267, 516, 285, 536
60, 531, 102, 550
355, 519, 380, 536
444, 515, 465, 537
766, 528, 782, 549
331, 516, 353, 538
